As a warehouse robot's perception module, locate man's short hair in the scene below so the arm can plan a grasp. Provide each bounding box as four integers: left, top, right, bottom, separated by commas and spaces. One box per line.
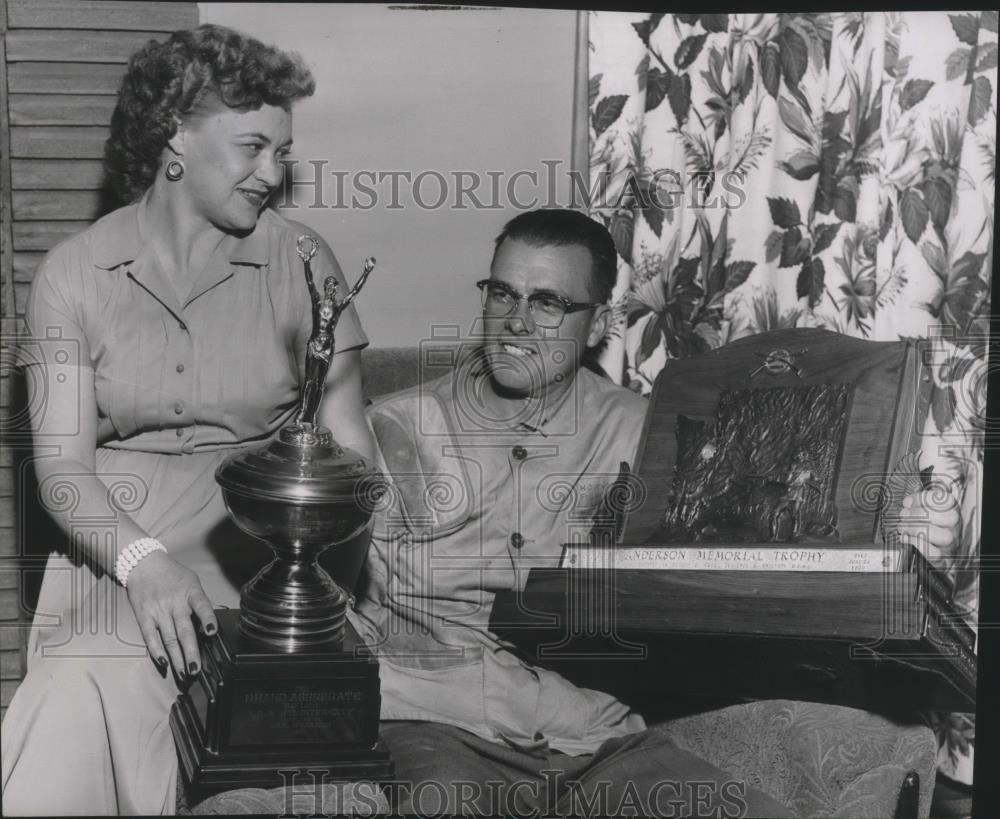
493, 209, 618, 303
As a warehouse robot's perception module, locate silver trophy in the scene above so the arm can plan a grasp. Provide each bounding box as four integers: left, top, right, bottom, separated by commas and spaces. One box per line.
171, 238, 390, 795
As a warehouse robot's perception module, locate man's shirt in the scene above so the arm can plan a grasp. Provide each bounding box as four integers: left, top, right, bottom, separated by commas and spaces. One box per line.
350, 356, 648, 755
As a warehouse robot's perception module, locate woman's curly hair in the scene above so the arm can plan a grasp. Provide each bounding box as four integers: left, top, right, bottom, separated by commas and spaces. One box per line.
105, 24, 315, 203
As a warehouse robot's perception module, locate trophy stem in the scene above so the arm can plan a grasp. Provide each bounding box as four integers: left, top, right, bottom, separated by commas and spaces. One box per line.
239, 545, 347, 652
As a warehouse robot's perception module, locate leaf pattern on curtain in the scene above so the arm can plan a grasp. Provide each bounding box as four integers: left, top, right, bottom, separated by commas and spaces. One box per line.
586, 10, 996, 786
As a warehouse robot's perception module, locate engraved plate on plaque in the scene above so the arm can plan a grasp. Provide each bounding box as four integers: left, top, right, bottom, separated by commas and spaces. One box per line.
228, 679, 369, 747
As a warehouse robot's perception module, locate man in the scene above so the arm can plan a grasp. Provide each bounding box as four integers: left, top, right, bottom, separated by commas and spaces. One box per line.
349, 209, 792, 818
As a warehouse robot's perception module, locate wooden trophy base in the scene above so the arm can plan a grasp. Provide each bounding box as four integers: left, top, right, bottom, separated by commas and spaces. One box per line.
170, 609, 392, 797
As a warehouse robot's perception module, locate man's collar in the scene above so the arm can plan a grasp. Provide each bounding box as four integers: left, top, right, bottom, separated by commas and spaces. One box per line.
93, 192, 270, 270
514, 377, 580, 437
452, 354, 581, 438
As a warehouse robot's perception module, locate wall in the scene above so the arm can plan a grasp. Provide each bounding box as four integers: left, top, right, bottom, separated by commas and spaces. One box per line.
199, 3, 577, 346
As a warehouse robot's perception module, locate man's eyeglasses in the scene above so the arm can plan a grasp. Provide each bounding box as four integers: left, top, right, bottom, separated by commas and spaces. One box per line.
476, 279, 603, 329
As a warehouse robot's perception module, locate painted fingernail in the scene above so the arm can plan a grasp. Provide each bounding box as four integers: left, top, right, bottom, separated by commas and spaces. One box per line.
205, 623, 217, 635
188, 662, 199, 674
156, 656, 168, 670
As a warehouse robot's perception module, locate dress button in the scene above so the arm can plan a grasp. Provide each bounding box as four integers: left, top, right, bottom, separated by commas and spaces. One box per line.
175, 428, 184, 437
510, 532, 525, 550
176, 363, 185, 373
174, 402, 184, 415
512, 446, 527, 460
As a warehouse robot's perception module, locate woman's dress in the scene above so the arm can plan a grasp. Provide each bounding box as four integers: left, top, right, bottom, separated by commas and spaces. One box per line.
1, 197, 366, 815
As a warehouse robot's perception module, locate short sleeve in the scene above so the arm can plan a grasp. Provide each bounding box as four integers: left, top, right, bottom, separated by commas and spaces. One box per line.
16, 245, 93, 373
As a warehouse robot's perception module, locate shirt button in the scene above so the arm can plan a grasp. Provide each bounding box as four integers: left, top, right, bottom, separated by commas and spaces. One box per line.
510, 532, 525, 550
512, 446, 527, 460
176, 363, 185, 373
174, 402, 184, 415
175, 428, 184, 437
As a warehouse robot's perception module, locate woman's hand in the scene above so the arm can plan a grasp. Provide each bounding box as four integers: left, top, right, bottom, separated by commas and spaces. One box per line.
125, 551, 218, 679
895, 484, 962, 563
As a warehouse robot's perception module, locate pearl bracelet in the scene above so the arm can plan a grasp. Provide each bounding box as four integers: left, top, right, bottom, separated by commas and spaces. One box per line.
116, 537, 167, 588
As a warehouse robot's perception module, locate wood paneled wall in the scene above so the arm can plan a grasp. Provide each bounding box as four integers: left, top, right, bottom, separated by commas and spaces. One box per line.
0, 0, 199, 717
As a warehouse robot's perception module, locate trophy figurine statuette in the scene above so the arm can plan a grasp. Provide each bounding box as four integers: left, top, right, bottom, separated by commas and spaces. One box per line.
170, 236, 392, 795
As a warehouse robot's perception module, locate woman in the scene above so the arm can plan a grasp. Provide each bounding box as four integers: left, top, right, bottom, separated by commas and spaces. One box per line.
1, 24, 372, 815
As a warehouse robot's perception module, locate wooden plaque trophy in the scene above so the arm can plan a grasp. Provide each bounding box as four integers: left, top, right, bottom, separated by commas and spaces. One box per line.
170, 237, 392, 795
491, 329, 976, 715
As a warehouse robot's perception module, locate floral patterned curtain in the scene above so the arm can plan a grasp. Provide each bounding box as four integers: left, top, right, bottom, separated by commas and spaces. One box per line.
585, 11, 995, 786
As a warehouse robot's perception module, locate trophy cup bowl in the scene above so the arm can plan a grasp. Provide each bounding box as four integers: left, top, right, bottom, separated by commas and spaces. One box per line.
216, 425, 380, 652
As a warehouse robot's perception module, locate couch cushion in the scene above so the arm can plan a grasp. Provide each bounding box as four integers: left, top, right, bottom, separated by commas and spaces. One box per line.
361, 347, 424, 399
180, 781, 388, 815
656, 699, 937, 818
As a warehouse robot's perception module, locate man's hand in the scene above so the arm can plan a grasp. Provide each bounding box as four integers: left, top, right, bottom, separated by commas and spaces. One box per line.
895, 485, 962, 562
125, 551, 218, 679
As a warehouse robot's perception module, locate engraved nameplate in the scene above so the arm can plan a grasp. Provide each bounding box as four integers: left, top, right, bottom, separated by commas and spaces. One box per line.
227, 678, 368, 747
561, 544, 903, 572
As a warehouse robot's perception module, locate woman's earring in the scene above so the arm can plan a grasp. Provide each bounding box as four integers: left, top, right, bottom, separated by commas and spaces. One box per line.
164, 160, 185, 181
